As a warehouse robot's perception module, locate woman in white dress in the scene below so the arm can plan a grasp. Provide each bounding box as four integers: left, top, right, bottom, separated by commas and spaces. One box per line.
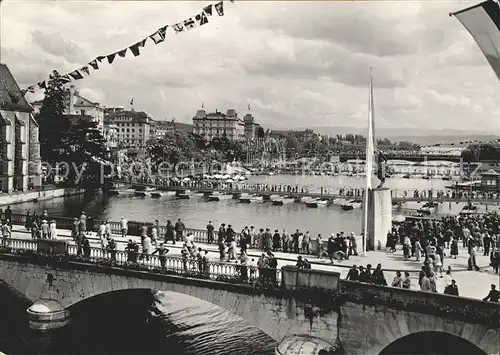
49, 220, 58, 239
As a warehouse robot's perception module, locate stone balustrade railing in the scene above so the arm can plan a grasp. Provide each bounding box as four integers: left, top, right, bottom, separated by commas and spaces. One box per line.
0, 237, 281, 286
10, 213, 213, 246
338, 279, 500, 328
0, 238, 498, 328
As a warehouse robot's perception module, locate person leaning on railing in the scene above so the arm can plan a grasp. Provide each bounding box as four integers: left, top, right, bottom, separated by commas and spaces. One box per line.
106, 237, 117, 261
151, 243, 169, 268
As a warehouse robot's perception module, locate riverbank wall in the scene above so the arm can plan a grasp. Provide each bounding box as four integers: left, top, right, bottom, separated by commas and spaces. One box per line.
0, 188, 85, 207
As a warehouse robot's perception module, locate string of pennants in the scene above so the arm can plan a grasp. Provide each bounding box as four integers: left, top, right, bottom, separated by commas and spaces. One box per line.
19, 0, 232, 98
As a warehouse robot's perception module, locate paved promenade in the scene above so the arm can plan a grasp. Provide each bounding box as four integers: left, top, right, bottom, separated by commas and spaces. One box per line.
7, 225, 498, 301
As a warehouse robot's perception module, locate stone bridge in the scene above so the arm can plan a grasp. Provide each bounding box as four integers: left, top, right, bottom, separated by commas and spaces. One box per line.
0, 245, 498, 355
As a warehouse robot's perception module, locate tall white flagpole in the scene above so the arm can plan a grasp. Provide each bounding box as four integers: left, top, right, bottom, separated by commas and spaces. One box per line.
362, 68, 375, 256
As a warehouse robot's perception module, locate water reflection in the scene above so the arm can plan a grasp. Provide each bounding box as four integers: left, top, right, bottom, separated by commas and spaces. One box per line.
10, 176, 470, 238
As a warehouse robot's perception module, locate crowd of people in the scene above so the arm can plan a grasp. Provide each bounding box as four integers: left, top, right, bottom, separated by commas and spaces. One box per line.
1, 204, 499, 302
388, 213, 500, 275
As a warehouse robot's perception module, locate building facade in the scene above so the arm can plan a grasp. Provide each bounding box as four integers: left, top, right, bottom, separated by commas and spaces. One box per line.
480, 169, 500, 191
31, 85, 105, 132
243, 113, 260, 141
103, 118, 119, 149
193, 109, 258, 141
153, 120, 177, 139
104, 107, 155, 148
0, 64, 42, 193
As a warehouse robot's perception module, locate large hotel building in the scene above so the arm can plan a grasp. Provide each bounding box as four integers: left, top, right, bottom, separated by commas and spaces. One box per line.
192, 108, 260, 142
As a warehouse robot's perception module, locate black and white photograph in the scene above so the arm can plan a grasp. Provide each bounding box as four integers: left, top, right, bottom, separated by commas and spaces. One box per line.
0, 0, 499, 354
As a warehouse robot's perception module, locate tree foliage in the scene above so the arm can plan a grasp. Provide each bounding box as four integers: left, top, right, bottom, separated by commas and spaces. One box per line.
37, 70, 108, 186
37, 70, 71, 162
461, 142, 500, 162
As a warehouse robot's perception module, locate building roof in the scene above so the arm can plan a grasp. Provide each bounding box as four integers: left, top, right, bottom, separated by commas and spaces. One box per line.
193, 109, 243, 121
31, 88, 102, 108
106, 110, 153, 124
481, 169, 500, 176
64, 114, 96, 126
73, 93, 101, 107
154, 120, 176, 128
0, 64, 33, 112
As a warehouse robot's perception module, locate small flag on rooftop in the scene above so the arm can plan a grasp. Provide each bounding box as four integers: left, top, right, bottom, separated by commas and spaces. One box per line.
450, 0, 500, 80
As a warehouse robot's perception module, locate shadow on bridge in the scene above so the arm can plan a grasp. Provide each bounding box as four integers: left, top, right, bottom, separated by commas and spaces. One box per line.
379, 331, 485, 355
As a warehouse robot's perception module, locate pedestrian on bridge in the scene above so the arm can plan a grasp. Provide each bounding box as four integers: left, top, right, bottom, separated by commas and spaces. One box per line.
1, 220, 11, 246
206, 221, 215, 244
49, 220, 57, 239
120, 217, 128, 238
165, 220, 175, 244
175, 218, 185, 241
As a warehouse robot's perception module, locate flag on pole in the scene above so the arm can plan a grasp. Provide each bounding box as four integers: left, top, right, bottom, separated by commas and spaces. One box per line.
365, 69, 376, 190
451, 0, 500, 80
362, 68, 376, 255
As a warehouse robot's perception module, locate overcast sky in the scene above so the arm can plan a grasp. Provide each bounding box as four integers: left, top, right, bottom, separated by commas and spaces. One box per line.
1, 0, 499, 132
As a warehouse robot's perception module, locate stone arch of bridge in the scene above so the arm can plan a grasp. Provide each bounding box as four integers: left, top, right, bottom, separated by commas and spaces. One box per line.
378, 331, 486, 355
0, 261, 327, 345
62, 285, 293, 343
340, 302, 500, 355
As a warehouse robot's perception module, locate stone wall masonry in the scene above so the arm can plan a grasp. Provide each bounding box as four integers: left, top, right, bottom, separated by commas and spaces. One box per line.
339, 301, 500, 355
0, 187, 84, 207
1, 254, 497, 354
0, 258, 340, 345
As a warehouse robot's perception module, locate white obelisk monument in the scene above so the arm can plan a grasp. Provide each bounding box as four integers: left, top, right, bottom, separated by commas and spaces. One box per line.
362, 69, 392, 254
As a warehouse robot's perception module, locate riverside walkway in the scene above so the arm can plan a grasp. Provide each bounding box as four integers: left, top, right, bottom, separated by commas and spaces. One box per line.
111, 179, 500, 204
4, 220, 497, 300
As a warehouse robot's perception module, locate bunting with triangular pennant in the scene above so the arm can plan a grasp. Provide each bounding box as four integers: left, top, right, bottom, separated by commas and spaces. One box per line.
89, 60, 99, 70
195, 12, 209, 26
60, 75, 72, 84
80, 66, 90, 75
172, 23, 184, 33
69, 70, 84, 80
215, 1, 224, 16
107, 53, 117, 64
184, 18, 196, 30
150, 26, 167, 44
203, 4, 213, 16
19, 0, 235, 97
129, 38, 147, 57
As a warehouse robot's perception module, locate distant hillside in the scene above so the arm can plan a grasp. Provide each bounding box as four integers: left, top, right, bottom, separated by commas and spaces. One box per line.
174, 122, 192, 133
271, 126, 499, 146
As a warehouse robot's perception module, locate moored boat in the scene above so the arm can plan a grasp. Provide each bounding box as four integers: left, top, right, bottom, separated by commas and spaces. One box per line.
341, 199, 363, 211
176, 193, 191, 199
306, 198, 330, 208
417, 201, 439, 215
239, 194, 263, 203
272, 197, 295, 205
208, 192, 232, 201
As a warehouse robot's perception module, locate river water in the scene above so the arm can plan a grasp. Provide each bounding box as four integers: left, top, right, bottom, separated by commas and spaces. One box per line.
10, 175, 463, 237
0, 173, 474, 354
